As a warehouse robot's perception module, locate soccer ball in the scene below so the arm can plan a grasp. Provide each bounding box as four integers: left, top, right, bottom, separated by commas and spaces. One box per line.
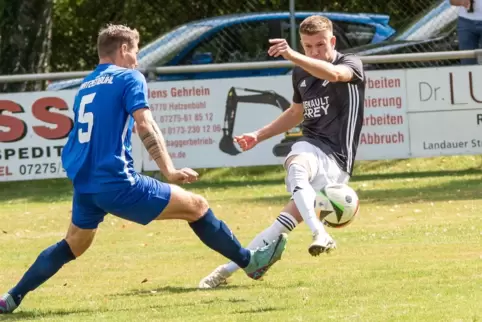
314, 183, 360, 228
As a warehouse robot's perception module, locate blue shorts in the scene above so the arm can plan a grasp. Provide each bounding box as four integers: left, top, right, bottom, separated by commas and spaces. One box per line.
72, 174, 171, 229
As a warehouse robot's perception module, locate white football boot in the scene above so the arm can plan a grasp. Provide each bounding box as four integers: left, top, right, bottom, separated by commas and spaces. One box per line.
198, 265, 231, 289
308, 231, 337, 256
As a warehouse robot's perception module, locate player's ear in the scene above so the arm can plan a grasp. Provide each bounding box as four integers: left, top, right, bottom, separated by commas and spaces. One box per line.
331, 35, 336, 48
120, 43, 128, 56
299, 35, 306, 54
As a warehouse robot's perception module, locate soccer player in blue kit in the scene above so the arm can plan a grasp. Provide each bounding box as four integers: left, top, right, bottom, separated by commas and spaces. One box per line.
0, 24, 288, 314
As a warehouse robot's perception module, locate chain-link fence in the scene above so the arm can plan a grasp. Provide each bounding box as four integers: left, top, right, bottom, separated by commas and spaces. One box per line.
0, 0, 463, 92
50, 0, 458, 72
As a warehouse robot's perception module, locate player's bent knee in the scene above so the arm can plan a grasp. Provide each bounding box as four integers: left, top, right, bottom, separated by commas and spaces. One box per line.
190, 194, 209, 221
286, 162, 311, 193
288, 162, 309, 178
157, 185, 209, 222
284, 154, 313, 177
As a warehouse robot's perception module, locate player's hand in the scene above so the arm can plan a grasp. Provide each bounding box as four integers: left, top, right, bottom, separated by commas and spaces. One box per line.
268, 38, 295, 60
454, 0, 470, 8
234, 132, 259, 152
166, 168, 199, 184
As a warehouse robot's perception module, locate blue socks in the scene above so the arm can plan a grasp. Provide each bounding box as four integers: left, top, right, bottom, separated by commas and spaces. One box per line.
189, 208, 251, 268
7, 211, 249, 306
9, 239, 76, 305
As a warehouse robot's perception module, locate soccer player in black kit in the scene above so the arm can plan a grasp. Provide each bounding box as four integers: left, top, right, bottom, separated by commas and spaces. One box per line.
199, 15, 366, 288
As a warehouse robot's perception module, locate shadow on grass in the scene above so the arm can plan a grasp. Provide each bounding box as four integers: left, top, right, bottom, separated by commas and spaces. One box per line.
0, 296, 252, 321
1, 165, 482, 204
0, 308, 99, 321
351, 168, 482, 183
233, 307, 286, 315
191, 167, 482, 189
112, 284, 248, 298
2, 303, 195, 321
241, 177, 482, 205
355, 176, 482, 204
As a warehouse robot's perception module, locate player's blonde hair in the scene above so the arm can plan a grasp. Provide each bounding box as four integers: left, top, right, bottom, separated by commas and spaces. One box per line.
97, 23, 139, 58
299, 15, 333, 35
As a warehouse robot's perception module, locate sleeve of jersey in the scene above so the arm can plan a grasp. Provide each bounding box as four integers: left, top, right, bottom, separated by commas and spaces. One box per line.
340, 55, 364, 83
124, 70, 149, 115
292, 69, 302, 103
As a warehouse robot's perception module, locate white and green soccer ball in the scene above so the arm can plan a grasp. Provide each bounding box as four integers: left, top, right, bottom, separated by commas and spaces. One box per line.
315, 183, 360, 228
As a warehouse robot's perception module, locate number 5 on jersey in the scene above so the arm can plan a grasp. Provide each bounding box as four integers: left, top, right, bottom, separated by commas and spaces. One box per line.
78, 93, 96, 143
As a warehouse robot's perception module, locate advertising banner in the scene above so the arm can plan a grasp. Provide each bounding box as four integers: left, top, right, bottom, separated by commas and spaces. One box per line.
141, 76, 292, 171
0, 91, 143, 182
357, 70, 409, 160
5, 66, 481, 182
406, 66, 482, 157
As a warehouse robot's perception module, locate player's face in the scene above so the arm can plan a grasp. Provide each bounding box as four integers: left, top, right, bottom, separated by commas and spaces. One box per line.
300, 30, 336, 62
119, 42, 139, 69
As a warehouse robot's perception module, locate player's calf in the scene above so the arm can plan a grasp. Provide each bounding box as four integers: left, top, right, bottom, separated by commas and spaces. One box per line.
2, 238, 77, 312
158, 185, 289, 280
1, 223, 95, 312
158, 184, 253, 269
285, 156, 336, 256
199, 211, 299, 289
65, 223, 97, 257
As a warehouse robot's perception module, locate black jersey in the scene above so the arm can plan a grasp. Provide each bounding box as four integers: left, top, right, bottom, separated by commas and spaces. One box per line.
292, 51, 365, 176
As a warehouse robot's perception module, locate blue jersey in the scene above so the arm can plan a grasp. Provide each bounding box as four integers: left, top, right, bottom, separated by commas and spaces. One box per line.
61, 64, 148, 193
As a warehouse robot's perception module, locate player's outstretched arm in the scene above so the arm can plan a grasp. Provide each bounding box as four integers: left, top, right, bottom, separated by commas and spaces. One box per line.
256, 103, 304, 142
289, 51, 355, 82
134, 108, 199, 184
125, 70, 197, 184
268, 38, 359, 83
450, 0, 470, 8
234, 103, 303, 152
133, 108, 175, 177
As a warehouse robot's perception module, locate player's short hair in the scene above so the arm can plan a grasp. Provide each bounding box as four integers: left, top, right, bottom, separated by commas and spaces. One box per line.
97, 24, 139, 58
299, 16, 333, 35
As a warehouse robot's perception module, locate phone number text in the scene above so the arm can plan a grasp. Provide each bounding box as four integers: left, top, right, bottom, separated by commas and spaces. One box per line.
19, 163, 64, 175
161, 124, 222, 135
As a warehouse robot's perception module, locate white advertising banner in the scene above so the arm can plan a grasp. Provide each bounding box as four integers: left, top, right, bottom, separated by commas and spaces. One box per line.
5, 65, 482, 183
142, 71, 411, 171
0, 91, 143, 182
0, 91, 75, 182
406, 66, 482, 157
141, 76, 292, 171
356, 70, 409, 160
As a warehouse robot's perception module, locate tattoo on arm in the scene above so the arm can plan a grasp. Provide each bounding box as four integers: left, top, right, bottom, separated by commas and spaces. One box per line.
140, 130, 162, 161
139, 121, 174, 174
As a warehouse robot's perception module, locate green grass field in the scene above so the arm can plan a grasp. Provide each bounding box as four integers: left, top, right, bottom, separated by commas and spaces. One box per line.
0, 156, 481, 321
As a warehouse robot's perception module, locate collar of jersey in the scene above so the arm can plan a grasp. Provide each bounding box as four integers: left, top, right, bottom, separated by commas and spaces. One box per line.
96, 63, 114, 70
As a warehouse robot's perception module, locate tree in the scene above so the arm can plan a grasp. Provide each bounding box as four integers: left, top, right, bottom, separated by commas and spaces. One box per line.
0, 0, 53, 92
0, 0, 441, 91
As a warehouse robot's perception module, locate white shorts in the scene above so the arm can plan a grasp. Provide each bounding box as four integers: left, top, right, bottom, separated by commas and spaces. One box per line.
283, 141, 350, 193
